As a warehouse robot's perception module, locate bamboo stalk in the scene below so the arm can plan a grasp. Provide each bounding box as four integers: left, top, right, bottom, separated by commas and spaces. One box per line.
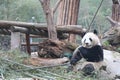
1, 58, 71, 80
24, 72, 48, 80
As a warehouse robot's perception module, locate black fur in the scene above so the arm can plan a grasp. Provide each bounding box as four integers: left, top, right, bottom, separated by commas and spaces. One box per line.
70, 45, 103, 65
93, 29, 98, 35
81, 29, 98, 38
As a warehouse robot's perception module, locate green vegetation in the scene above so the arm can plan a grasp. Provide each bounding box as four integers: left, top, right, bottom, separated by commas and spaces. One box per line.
0, 50, 110, 80
78, 0, 112, 32
0, 0, 45, 22
103, 41, 110, 46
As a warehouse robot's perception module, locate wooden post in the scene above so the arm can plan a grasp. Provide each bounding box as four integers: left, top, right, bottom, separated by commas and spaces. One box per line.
11, 32, 21, 50
25, 34, 31, 55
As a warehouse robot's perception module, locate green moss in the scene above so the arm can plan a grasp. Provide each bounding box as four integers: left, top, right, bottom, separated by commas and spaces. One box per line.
103, 41, 110, 46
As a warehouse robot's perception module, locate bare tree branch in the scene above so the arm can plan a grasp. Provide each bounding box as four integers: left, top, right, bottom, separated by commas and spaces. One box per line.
52, 0, 63, 14
106, 16, 120, 27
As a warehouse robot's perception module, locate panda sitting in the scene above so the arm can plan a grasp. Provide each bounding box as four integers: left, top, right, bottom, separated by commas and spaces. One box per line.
69, 30, 104, 75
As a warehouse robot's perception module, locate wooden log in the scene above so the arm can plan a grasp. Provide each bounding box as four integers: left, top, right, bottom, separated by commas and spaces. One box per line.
11, 26, 48, 36
57, 25, 86, 35
0, 20, 47, 29
24, 57, 69, 66
0, 20, 86, 35
11, 26, 28, 33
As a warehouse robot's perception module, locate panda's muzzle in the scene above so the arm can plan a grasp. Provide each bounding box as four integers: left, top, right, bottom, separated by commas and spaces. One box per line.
85, 43, 89, 45
85, 43, 92, 48
85, 43, 90, 47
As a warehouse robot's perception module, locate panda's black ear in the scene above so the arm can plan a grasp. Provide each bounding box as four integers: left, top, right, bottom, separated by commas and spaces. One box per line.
93, 29, 98, 35
81, 32, 86, 37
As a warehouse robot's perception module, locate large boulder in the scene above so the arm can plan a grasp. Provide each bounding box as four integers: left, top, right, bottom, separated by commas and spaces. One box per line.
104, 50, 120, 79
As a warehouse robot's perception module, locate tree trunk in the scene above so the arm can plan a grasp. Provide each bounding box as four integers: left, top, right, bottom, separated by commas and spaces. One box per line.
39, 0, 58, 40
112, 0, 120, 26
57, 0, 80, 43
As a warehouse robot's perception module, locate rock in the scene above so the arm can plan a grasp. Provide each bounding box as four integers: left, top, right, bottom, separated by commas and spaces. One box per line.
104, 50, 120, 79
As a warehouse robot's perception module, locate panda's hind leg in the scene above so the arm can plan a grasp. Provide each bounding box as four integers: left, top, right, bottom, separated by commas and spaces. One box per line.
81, 63, 95, 76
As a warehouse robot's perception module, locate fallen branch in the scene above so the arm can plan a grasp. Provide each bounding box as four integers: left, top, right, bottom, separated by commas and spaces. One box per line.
16, 62, 69, 72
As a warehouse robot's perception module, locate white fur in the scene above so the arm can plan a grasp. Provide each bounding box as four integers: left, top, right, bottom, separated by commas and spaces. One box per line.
81, 32, 101, 48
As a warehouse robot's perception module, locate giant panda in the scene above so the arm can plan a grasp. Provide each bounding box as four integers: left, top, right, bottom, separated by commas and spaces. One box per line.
69, 30, 104, 74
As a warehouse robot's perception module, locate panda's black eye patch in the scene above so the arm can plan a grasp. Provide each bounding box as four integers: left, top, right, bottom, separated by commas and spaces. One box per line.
84, 39, 86, 43
89, 38, 92, 42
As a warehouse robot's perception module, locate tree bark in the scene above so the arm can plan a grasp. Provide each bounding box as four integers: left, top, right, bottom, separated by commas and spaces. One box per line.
39, 0, 58, 40
112, 0, 120, 26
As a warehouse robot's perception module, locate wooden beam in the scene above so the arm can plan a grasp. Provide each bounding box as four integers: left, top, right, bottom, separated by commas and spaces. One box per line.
0, 20, 47, 29
57, 25, 86, 35
11, 26, 28, 33
0, 20, 86, 35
